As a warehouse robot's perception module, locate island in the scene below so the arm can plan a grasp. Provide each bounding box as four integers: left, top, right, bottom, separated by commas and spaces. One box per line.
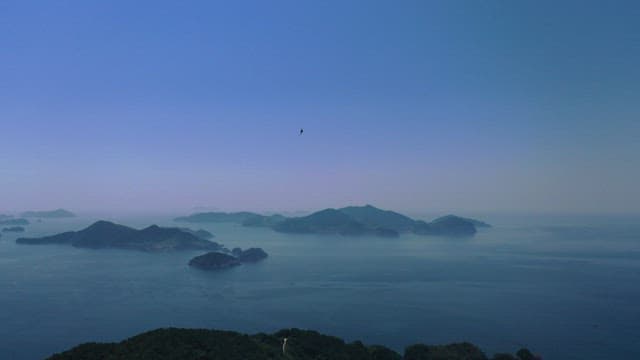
188, 252, 241, 270
339, 204, 417, 232
274, 205, 483, 237
2, 226, 25, 233
20, 209, 76, 218
179, 228, 215, 240
174, 205, 490, 237
0, 218, 30, 226
273, 208, 369, 235
190, 247, 268, 271
413, 216, 477, 236
46, 327, 538, 360
435, 214, 492, 228
16, 221, 223, 252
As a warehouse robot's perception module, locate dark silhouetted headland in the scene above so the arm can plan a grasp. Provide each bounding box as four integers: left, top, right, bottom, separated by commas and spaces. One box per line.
46, 327, 537, 360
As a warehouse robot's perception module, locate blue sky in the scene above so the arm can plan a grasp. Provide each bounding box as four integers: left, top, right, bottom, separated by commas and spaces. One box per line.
1, 1, 639, 214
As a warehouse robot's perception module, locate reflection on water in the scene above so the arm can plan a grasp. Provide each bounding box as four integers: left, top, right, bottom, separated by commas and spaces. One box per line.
0, 214, 639, 360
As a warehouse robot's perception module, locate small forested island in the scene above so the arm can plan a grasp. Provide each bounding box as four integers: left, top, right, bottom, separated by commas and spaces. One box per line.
2, 226, 25, 232
190, 247, 268, 271
20, 209, 76, 218
189, 252, 241, 270
0, 218, 30, 226
16, 221, 222, 252
174, 205, 489, 238
47, 327, 538, 360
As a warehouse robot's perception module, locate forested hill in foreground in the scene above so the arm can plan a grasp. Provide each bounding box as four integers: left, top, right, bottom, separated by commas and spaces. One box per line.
48, 327, 538, 360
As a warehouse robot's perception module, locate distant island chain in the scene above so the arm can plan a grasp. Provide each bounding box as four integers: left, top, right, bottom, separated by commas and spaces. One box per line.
16, 205, 490, 272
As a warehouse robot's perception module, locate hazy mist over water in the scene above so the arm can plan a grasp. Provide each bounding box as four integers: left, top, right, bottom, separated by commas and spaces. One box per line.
1, 213, 639, 360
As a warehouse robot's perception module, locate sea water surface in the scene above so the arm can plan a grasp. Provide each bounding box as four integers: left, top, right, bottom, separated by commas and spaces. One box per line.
1, 214, 639, 359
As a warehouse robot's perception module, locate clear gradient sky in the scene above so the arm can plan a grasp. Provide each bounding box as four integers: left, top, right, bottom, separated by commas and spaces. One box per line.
1, 1, 639, 214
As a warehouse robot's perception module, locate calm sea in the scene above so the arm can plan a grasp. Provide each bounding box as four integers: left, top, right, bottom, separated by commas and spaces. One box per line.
1, 213, 639, 359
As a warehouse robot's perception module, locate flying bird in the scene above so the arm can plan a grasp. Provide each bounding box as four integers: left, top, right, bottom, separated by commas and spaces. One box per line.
299, 128, 304, 136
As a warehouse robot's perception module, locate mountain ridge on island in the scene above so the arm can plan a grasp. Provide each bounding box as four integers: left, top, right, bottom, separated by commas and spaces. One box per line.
20, 209, 76, 218
434, 214, 492, 228
273, 208, 370, 236
175, 205, 490, 237
47, 327, 537, 360
16, 221, 222, 252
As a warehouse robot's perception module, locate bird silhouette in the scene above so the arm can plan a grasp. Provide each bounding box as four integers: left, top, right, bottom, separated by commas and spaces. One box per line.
299, 128, 304, 136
